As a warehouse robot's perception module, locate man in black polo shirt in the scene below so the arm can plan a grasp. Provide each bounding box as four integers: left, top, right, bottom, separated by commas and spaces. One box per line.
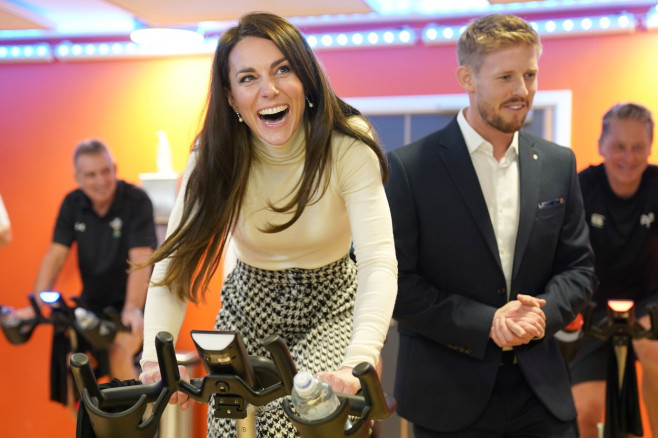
29, 139, 156, 405
570, 103, 658, 438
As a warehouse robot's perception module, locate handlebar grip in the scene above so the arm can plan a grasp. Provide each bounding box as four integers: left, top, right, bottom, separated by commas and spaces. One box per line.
0, 317, 38, 345
71, 353, 164, 408
261, 334, 297, 393
70, 352, 103, 402
648, 304, 658, 340
352, 362, 396, 420
582, 302, 595, 332
582, 302, 612, 340
338, 393, 365, 416
27, 294, 47, 323
155, 331, 180, 388
99, 383, 165, 409
72, 335, 177, 438
103, 306, 130, 332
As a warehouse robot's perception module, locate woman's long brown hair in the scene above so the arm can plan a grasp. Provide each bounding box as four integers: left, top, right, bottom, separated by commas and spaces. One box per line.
147, 12, 388, 303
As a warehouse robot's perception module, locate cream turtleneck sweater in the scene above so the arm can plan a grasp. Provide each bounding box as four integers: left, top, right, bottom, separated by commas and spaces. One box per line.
142, 120, 397, 369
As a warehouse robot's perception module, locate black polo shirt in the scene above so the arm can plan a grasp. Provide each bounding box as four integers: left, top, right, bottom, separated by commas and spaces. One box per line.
52, 180, 156, 313
579, 164, 658, 317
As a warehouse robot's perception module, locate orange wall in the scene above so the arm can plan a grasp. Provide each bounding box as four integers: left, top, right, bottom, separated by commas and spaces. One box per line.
1, 29, 658, 437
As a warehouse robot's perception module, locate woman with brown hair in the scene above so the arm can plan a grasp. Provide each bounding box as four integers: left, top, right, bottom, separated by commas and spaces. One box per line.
139, 12, 397, 437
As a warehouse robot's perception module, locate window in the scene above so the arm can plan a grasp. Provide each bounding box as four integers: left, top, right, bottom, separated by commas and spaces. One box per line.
345, 91, 572, 152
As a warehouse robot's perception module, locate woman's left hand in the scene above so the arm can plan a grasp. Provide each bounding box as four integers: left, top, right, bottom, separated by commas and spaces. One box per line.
316, 367, 361, 395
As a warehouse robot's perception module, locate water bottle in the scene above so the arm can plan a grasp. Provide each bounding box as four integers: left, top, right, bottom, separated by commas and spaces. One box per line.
74, 307, 99, 331
156, 130, 174, 174
291, 370, 351, 428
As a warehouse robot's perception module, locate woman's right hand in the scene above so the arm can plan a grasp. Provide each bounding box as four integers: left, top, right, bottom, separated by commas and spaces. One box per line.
139, 361, 194, 410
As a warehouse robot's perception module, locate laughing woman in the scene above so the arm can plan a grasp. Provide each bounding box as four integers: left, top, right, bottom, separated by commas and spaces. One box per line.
138, 12, 397, 438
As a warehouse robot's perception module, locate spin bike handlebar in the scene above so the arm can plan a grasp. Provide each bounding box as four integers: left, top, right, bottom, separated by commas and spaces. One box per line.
0, 294, 43, 345
0, 291, 129, 349
70, 330, 396, 438
582, 299, 658, 342
577, 300, 658, 437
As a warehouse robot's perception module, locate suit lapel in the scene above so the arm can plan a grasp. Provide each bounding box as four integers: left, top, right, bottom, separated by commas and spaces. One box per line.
438, 120, 502, 269
513, 132, 542, 280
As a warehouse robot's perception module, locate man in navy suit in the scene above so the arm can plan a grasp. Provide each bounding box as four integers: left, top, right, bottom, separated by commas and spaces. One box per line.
385, 14, 597, 437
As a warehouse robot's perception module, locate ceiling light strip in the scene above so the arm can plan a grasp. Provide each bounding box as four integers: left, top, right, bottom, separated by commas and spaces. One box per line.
53, 38, 217, 61
423, 12, 636, 45
530, 12, 637, 37
305, 28, 416, 50
0, 43, 52, 63
0, 11, 643, 63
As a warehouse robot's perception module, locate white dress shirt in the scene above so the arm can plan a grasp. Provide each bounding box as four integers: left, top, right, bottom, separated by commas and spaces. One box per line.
457, 109, 520, 299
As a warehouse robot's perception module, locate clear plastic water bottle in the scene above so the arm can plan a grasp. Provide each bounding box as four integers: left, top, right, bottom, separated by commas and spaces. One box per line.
291, 370, 351, 428
74, 307, 99, 331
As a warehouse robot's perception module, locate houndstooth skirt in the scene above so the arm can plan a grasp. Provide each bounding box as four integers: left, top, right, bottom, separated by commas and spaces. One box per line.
207, 255, 357, 438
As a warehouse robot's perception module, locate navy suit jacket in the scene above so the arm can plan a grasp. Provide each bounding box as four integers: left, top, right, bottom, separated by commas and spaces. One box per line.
385, 118, 597, 432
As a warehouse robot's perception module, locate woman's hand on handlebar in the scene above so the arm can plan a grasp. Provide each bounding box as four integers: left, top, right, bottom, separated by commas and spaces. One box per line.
317, 366, 361, 395
139, 361, 194, 410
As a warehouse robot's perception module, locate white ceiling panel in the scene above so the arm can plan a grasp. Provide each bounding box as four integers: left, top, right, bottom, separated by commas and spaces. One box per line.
0, 0, 52, 30
106, 0, 374, 27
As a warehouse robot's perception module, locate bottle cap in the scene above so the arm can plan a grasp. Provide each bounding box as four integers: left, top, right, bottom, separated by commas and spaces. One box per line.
293, 370, 315, 396
75, 307, 88, 318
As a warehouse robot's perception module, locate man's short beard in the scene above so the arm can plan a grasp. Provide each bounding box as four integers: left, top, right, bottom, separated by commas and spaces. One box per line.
478, 103, 527, 133
487, 114, 526, 133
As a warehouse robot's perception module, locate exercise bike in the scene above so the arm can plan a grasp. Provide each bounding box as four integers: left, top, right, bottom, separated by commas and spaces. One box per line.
1, 291, 129, 349
70, 329, 397, 438
577, 300, 658, 438
1, 291, 130, 405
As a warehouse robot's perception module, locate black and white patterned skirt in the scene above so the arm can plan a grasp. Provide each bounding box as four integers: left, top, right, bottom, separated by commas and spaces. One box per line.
207, 255, 357, 438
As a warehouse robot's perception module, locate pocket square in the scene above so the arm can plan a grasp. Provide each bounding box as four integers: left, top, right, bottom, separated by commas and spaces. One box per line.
538, 198, 564, 209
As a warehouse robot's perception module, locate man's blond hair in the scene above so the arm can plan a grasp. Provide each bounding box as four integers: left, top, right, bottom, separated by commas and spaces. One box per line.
457, 14, 542, 73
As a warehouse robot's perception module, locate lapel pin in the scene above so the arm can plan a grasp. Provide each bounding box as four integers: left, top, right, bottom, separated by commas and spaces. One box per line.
532, 154, 538, 160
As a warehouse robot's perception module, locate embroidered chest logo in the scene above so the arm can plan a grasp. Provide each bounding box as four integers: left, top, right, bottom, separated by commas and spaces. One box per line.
74, 222, 86, 232
640, 212, 655, 229
590, 213, 605, 229
109, 217, 123, 238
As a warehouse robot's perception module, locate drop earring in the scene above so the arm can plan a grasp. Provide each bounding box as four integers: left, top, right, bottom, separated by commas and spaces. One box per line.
235, 111, 243, 123
306, 97, 314, 108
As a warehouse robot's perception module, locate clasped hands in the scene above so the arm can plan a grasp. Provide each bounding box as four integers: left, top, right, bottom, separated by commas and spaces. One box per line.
490, 294, 546, 348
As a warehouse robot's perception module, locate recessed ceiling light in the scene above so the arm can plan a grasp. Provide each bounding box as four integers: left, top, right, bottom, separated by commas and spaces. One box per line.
130, 28, 204, 49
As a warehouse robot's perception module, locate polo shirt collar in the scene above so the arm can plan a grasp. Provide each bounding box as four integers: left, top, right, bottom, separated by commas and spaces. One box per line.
78, 180, 124, 218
